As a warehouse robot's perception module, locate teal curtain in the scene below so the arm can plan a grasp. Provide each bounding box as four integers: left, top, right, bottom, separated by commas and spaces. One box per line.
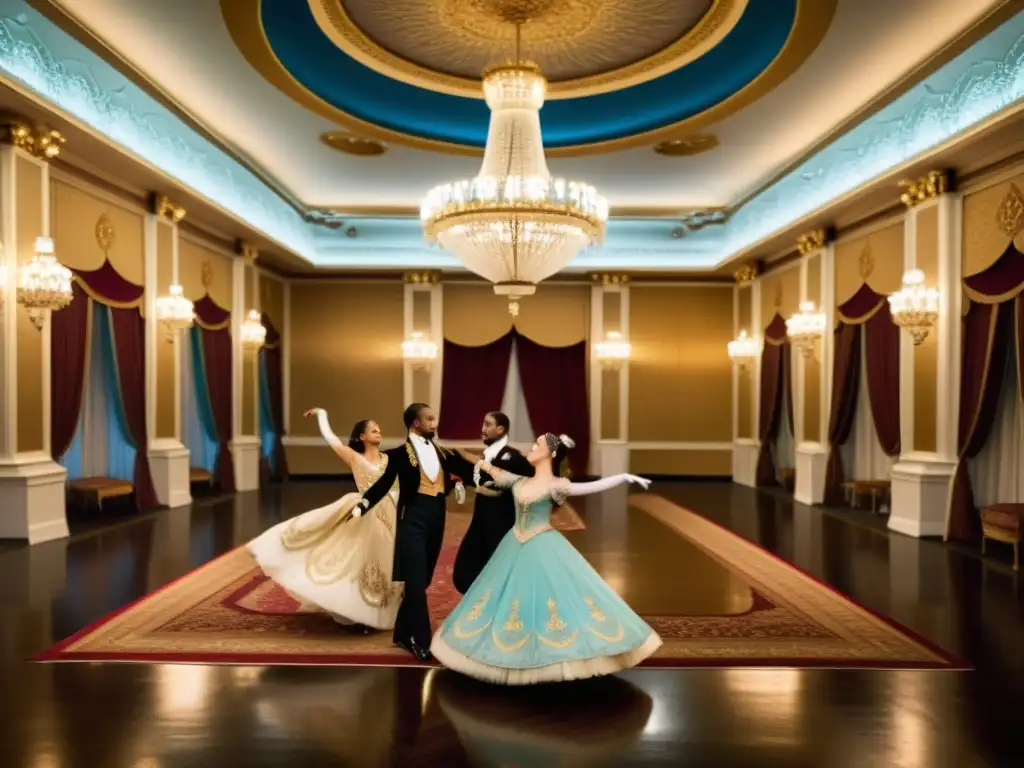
99, 305, 137, 482
259, 352, 276, 474
188, 326, 220, 473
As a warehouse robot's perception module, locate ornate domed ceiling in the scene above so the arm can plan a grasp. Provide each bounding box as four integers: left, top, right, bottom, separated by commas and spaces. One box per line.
224, 0, 834, 154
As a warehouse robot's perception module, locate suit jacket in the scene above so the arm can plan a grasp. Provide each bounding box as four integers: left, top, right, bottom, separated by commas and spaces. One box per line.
360, 437, 476, 520
477, 445, 534, 502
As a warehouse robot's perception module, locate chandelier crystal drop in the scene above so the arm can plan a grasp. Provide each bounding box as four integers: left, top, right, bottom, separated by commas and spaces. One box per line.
401, 331, 438, 369
594, 330, 631, 367
421, 41, 607, 317
154, 284, 194, 342
17, 236, 73, 330
240, 309, 266, 350
786, 301, 826, 358
727, 330, 760, 368
888, 269, 939, 345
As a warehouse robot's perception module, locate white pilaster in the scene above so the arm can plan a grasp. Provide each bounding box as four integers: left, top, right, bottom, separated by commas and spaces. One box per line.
795, 242, 833, 505
589, 281, 630, 476
230, 256, 259, 491
889, 192, 961, 538
588, 283, 603, 471
402, 280, 443, 408
283, 280, 291, 434
0, 145, 68, 543
733, 278, 761, 487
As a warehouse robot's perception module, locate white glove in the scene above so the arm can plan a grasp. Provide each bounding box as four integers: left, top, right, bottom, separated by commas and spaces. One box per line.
352, 499, 369, 518
625, 474, 652, 490
454, 481, 466, 505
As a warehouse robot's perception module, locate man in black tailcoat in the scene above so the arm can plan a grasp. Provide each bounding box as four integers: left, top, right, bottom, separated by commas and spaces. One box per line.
355, 403, 475, 661
452, 411, 534, 594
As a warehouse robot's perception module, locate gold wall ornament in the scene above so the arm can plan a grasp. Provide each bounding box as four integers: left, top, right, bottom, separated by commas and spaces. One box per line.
773, 281, 783, 308
858, 242, 875, 280
654, 133, 719, 157
95, 213, 116, 253
589, 273, 629, 286
404, 271, 441, 284
151, 193, 187, 223
733, 264, 758, 283
320, 131, 387, 156
796, 228, 828, 255
996, 183, 1024, 239
898, 170, 953, 208
303, 209, 346, 229
672, 209, 728, 237
201, 260, 214, 289
2, 122, 66, 159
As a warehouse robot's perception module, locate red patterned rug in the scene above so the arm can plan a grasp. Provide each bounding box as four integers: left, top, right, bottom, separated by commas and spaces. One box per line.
35, 498, 961, 669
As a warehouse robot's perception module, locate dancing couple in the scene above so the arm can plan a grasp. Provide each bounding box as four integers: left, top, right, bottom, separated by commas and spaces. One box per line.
249, 402, 662, 684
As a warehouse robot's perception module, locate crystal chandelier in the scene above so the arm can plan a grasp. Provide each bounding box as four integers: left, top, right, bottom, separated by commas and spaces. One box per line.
786, 301, 826, 358
421, 26, 607, 317
402, 331, 438, 370
240, 309, 266, 350
17, 237, 73, 330
888, 269, 939, 345
727, 330, 760, 368
595, 331, 631, 368
154, 284, 194, 342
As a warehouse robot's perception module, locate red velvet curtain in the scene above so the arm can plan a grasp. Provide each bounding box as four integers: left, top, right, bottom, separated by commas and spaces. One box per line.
261, 313, 288, 482
784, 342, 795, 438
946, 243, 1024, 541
823, 323, 861, 505
51, 282, 92, 460
439, 331, 515, 439
195, 296, 235, 492
755, 315, 788, 486
863, 302, 901, 456
517, 330, 590, 476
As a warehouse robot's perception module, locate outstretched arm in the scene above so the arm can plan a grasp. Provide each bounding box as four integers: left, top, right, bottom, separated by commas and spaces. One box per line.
555, 474, 651, 499
306, 408, 358, 468
476, 460, 523, 489
444, 448, 477, 486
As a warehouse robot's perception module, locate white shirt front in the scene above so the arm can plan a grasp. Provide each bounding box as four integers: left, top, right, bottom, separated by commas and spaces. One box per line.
483, 435, 508, 464
409, 433, 441, 482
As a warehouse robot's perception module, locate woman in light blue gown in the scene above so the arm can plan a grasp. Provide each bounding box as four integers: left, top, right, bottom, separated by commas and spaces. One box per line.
431, 433, 661, 685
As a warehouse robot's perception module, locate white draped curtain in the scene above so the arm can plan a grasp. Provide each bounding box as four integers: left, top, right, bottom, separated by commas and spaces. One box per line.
969, 350, 1024, 507
499, 340, 535, 446
182, 329, 218, 473
841, 341, 895, 482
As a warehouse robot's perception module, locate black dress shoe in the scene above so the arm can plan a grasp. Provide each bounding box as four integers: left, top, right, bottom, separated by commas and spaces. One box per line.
395, 637, 432, 662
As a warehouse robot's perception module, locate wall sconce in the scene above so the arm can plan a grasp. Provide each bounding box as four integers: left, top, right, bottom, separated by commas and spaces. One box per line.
240, 309, 266, 351
595, 330, 632, 369
785, 301, 826, 358
17, 236, 73, 330
154, 284, 194, 343
888, 269, 939, 345
727, 330, 760, 369
402, 331, 438, 370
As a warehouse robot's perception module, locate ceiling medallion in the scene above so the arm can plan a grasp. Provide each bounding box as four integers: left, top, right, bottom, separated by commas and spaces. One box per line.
654, 133, 719, 157
320, 131, 387, 156
421, 26, 607, 317
309, 0, 743, 99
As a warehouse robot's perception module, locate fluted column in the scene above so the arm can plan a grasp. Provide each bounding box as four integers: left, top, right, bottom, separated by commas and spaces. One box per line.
589, 273, 630, 475
230, 243, 261, 491
889, 171, 961, 537
145, 194, 191, 508
403, 271, 443, 408
0, 122, 68, 543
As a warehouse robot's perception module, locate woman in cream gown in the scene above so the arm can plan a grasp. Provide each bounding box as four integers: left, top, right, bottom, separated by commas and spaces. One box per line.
248, 408, 401, 630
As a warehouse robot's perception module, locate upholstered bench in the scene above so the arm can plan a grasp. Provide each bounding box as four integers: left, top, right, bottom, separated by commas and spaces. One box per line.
841, 480, 891, 514
980, 503, 1024, 571
189, 467, 213, 486
69, 477, 134, 512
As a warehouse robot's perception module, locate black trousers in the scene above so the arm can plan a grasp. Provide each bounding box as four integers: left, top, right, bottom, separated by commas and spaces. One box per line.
393, 493, 447, 647
452, 493, 515, 594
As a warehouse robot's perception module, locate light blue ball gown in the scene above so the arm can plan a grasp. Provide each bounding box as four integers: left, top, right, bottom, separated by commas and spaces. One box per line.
431, 469, 662, 685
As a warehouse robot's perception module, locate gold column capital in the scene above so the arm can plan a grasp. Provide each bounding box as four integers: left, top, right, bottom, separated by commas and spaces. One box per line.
733, 264, 759, 283
589, 273, 630, 286
150, 193, 187, 223
899, 170, 954, 209
2, 121, 66, 160
238, 242, 259, 265
796, 227, 833, 255
404, 270, 440, 284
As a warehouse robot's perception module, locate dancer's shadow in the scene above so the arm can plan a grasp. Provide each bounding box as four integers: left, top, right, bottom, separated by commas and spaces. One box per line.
433, 671, 654, 767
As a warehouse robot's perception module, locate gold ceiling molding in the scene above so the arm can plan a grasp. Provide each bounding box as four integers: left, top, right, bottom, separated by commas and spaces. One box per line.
2, 121, 66, 160
996, 183, 1024, 239
151, 193, 187, 223
590, 273, 629, 286
654, 133, 719, 157
307, 0, 745, 100
222, 0, 837, 157
733, 264, 758, 283
405, 270, 441, 284
898, 169, 953, 209
320, 131, 387, 156
795, 227, 832, 255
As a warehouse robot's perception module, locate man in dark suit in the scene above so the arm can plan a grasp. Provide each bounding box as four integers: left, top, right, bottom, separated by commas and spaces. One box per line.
452, 411, 534, 594
355, 403, 475, 661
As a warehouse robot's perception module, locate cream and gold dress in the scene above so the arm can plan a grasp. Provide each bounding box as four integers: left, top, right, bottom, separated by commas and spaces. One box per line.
248, 410, 401, 629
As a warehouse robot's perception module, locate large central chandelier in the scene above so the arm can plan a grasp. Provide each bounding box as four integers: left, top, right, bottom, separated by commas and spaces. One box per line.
421, 27, 607, 317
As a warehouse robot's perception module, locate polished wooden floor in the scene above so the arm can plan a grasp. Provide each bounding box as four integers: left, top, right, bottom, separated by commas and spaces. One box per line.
1, 481, 1023, 767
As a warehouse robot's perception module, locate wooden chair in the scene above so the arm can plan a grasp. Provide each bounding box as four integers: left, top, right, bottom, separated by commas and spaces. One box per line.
841, 479, 891, 514
980, 503, 1024, 571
